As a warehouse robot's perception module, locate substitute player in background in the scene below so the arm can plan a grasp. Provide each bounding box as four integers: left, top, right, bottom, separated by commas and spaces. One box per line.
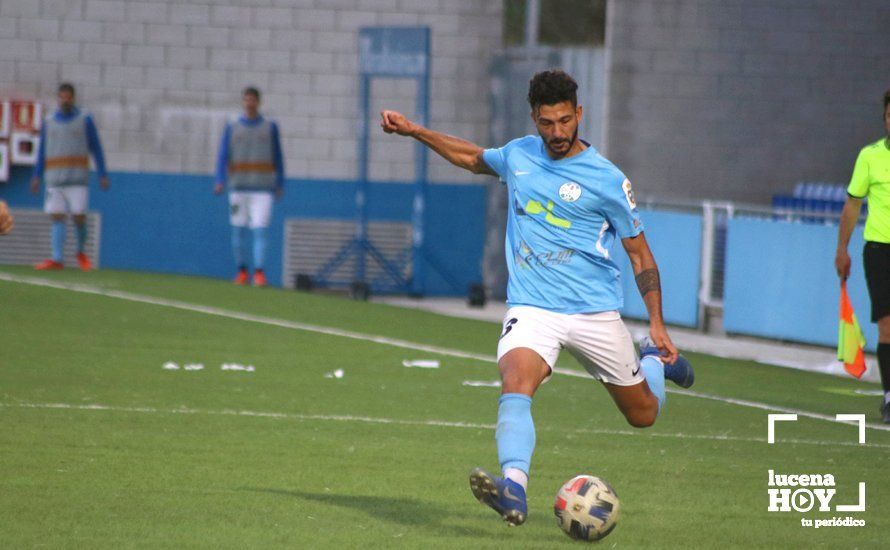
30, 83, 108, 270
214, 87, 284, 287
381, 70, 694, 526
835, 89, 890, 423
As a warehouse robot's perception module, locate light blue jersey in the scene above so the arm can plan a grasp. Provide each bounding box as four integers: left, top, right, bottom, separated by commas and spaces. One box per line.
483, 135, 643, 314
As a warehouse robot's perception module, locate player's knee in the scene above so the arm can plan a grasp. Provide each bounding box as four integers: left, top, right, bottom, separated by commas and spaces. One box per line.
624, 405, 658, 428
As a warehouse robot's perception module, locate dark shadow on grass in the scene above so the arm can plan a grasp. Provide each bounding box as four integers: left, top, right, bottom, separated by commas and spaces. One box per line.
239, 487, 502, 540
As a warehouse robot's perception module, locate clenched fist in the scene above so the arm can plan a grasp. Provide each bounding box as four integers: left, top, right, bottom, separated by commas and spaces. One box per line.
380, 110, 418, 137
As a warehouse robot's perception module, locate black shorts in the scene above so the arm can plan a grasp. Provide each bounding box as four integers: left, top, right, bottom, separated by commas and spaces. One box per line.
863, 241, 890, 322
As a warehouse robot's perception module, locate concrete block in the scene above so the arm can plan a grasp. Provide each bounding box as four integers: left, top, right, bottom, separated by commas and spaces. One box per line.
2, 0, 40, 17
41, 0, 84, 18
335, 10, 379, 31
312, 31, 356, 54
103, 21, 145, 44
188, 27, 230, 48
0, 18, 15, 38
211, 5, 252, 27
125, 44, 165, 66
85, 0, 126, 22
61, 19, 103, 42
16, 18, 61, 41
82, 42, 124, 65
250, 49, 290, 71
253, 7, 293, 29
209, 48, 250, 70
312, 74, 356, 97
165, 46, 208, 69
696, 51, 742, 75
126, 2, 168, 24
230, 28, 272, 50
15, 61, 60, 89
226, 71, 270, 93
146, 24, 188, 46
60, 63, 102, 86
293, 9, 336, 31
102, 64, 145, 88
269, 72, 311, 95
358, 0, 398, 10
270, 28, 313, 50
40, 40, 81, 63
293, 52, 335, 72
145, 67, 185, 90
169, 4, 210, 26
186, 69, 228, 92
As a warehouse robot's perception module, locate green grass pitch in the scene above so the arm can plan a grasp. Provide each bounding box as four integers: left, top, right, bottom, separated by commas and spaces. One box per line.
0, 266, 887, 548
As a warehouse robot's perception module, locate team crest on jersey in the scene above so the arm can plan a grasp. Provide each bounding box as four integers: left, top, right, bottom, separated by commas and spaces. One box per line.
558, 182, 582, 202
622, 178, 637, 209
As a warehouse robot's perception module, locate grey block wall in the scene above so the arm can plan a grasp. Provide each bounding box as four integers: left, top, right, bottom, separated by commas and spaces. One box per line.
603, 0, 890, 203
0, 0, 501, 184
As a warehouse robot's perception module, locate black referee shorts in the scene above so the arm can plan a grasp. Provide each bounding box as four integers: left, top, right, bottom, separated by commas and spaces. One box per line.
863, 241, 890, 322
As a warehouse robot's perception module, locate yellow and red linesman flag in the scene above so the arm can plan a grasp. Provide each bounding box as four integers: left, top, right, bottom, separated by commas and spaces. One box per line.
838, 281, 867, 378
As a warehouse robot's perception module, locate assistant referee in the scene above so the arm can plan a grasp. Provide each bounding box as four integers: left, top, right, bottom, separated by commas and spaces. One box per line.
835, 89, 890, 423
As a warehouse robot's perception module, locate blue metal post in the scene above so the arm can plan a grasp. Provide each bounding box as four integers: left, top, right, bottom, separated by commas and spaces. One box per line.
356, 73, 371, 282
410, 28, 431, 296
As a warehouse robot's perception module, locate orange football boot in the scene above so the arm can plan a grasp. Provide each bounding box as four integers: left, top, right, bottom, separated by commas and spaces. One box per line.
252, 270, 268, 288
76, 252, 93, 271
34, 259, 64, 270
234, 268, 249, 285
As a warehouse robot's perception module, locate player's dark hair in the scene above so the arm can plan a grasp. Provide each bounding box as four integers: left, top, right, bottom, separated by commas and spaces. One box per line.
242, 87, 261, 101
527, 70, 578, 110
884, 89, 890, 112
58, 82, 75, 95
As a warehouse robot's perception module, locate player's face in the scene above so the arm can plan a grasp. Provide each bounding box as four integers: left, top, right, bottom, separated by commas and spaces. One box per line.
57, 90, 75, 112
532, 101, 582, 159
242, 94, 260, 117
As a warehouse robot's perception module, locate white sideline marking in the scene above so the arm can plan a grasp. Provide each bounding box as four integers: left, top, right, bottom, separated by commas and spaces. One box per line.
3, 401, 889, 449
2, 271, 890, 434
767, 413, 798, 444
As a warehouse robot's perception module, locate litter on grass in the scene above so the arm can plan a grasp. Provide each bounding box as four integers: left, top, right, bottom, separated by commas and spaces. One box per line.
402, 359, 440, 369
162, 361, 180, 370
221, 363, 255, 372
183, 363, 204, 371
324, 369, 345, 379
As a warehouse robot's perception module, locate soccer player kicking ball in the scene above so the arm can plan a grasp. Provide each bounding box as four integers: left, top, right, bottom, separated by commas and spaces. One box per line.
380, 70, 694, 526
214, 87, 285, 287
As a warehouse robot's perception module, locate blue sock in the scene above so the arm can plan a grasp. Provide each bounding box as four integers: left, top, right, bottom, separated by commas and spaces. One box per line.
231, 226, 248, 269
252, 227, 267, 271
75, 223, 87, 253
640, 356, 666, 412
51, 221, 66, 262
496, 393, 535, 475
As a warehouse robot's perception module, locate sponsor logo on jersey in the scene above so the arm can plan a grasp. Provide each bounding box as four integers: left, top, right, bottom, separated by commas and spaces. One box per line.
558, 181, 582, 202
622, 178, 637, 209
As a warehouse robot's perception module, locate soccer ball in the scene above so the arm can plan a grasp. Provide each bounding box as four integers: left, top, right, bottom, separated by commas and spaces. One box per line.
554, 475, 620, 542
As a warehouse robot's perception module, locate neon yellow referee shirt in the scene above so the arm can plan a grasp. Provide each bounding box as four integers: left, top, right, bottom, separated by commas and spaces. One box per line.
848, 137, 890, 243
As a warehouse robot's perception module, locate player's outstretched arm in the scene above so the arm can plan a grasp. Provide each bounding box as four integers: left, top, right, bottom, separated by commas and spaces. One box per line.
380, 110, 495, 176
621, 232, 679, 364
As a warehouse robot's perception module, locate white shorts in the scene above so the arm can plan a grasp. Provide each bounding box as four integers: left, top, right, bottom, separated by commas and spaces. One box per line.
497, 305, 644, 386
44, 186, 88, 215
229, 191, 273, 229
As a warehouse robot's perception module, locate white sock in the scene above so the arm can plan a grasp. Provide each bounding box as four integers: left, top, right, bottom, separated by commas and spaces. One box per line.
504, 467, 528, 490
884, 391, 890, 405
